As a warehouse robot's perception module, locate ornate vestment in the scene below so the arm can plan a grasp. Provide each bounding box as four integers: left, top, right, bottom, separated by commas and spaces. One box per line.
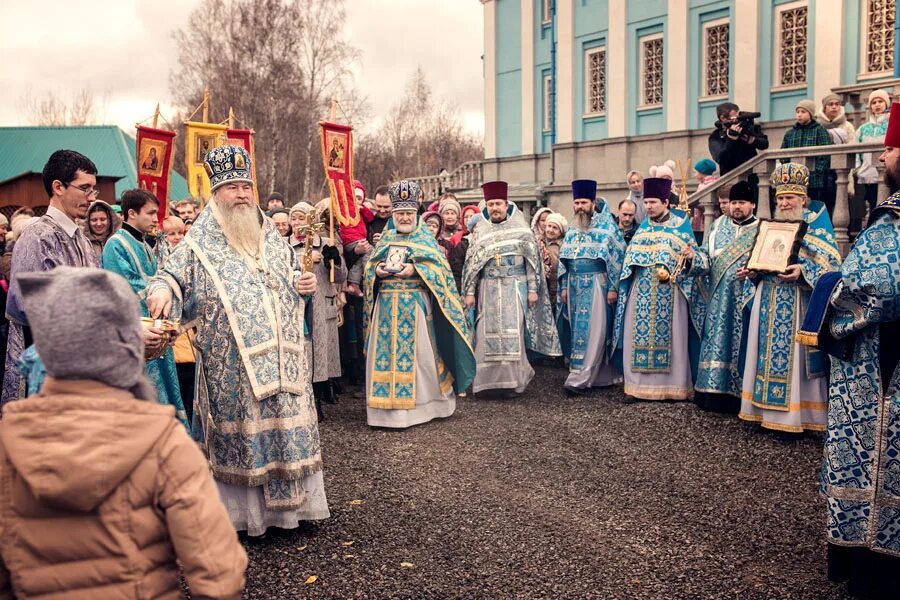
817, 196, 900, 555
463, 206, 560, 394
739, 202, 842, 432
363, 221, 475, 425
3, 213, 98, 403
102, 227, 188, 428
557, 204, 625, 389
691, 215, 759, 399
611, 211, 706, 400
150, 204, 324, 516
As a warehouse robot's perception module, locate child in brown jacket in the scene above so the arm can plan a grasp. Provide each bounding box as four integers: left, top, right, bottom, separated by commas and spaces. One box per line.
0, 267, 247, 599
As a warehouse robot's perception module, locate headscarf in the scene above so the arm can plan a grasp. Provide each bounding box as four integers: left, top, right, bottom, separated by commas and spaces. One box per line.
81, 200, 121, 250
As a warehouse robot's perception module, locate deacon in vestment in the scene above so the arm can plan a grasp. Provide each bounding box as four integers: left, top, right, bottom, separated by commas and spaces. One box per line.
738, 163, 842, 433
146, 145, 328, 536
611, 178, 706, 401
556, 179, 625, 392
102, 189, 188, 428
462, 181, 561, 396
690, 181, 759, 413
3, 150, 100, 404
363, 180, 475, 428
805, 105, 900, 596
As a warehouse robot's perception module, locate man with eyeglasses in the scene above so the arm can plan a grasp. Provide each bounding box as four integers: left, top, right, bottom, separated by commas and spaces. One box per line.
2, 150, 100, 404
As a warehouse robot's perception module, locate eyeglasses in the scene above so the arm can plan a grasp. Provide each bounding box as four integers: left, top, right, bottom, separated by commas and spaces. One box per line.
64, 182, 100, 198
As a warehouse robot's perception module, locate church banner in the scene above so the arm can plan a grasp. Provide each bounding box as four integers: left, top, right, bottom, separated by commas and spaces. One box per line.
319, 121, 358, 226
226, 127, 260, 205
136, 125, 176, 226
185, 121, 227, 201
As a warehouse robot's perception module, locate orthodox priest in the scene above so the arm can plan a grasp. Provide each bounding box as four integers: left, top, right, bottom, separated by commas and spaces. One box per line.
690, 181, 759, 413
611, 178, 705, 401
462, 181, 560, 396
557, 179, 625, 392
363, 180, 475, 428
807, 102, 900, 597
738, 163, 841, 433
146, 145, 328, 536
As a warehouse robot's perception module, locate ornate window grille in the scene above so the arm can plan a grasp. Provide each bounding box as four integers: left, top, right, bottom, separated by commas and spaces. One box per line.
640, 34, 664, 107
585, 47, 607, 115
543, 75, 552, 132
775, 2, 808, 87
863, 0, 895, 75
702, 20, 730, 98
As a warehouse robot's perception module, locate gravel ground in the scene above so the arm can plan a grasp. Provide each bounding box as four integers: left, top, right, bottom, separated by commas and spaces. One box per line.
237, 365, 847, 599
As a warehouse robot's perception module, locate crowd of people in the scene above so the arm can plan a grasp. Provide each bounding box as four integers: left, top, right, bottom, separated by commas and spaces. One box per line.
0, 94, 898, 598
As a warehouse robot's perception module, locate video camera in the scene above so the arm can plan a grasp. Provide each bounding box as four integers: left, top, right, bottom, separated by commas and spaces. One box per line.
719, 111, 761, 132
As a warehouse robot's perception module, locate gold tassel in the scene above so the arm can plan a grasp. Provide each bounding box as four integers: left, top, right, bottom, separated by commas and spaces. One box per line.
795, 331, 819, 347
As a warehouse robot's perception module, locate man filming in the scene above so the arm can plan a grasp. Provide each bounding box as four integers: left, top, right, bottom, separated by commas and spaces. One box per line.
708, 102, 769, 175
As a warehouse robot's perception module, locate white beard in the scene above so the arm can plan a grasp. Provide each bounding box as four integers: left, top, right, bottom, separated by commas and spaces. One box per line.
775, 206, 804, 221
574, 211, 593, 231
215, 198, 261, 254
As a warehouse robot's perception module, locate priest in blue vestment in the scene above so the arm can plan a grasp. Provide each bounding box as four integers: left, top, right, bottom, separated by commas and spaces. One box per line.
557, 179, 625, 393
146, 145, 328, 536
807, 103, 900, 597
739, 163, 842, 433
102, 189, 188, 428
611, 178, 706, 401
690, 181, 759, 413
364, 180, 476, 428
462, 181, 561, 396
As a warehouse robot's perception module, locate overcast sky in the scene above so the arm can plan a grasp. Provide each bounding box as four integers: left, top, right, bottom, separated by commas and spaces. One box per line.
0, 0, 485, 137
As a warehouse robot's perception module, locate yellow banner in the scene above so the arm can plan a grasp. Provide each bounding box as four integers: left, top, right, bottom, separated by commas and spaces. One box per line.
184, 121, 228, 202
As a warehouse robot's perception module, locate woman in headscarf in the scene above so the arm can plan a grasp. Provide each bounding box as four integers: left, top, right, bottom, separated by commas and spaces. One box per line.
82, 200, 121, 259
543, 212, 568, 310
422, 210, 451, 257
625, 170, 647, 224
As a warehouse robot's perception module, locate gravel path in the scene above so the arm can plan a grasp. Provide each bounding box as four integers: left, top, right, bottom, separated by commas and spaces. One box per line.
239, 365, 847, 599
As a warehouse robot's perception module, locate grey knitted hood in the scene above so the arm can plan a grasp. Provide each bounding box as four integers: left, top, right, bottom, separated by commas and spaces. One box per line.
18, 267, 151, 397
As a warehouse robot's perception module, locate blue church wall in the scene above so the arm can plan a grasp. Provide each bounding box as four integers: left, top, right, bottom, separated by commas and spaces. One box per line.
627, 0, 667, 136
574, 0, 609, 142
757, 0, 815, 123
535, 0, 553, 153
688, 1, 733, 130
496, 0, 523, 158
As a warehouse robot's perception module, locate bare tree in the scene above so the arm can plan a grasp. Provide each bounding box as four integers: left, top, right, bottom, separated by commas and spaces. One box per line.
169, 0, 360, 204
18, 86, 108, 126
355, 68, 483, 191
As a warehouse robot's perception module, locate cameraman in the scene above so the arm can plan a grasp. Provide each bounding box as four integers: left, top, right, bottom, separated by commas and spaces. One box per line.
709, 102, 769, 175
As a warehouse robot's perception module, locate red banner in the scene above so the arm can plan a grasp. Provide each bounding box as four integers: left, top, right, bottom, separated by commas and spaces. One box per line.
136, 125, 176, 226
226, 127, 260, 205
319, 121, 358, 226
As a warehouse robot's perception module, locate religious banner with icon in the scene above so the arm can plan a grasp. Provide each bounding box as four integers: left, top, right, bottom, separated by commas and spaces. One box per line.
136, 125, 176, 226
184, 121, 227, 201
226, 127, 260, 205
319, 120, 358, 226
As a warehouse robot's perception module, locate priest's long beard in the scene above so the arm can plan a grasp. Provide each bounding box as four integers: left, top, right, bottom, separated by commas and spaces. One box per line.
216, 199, 262, 254
775, 206, 804, 221
574, 210, 593, 231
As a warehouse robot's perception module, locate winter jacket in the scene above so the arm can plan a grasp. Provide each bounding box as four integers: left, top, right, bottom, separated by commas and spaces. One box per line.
780, 119, 832, 189
444, 231, 469, 294
708, 124, 769, 175
856, 112, 890, 184
0, 379, 247, 600
814, 108, 856, 145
